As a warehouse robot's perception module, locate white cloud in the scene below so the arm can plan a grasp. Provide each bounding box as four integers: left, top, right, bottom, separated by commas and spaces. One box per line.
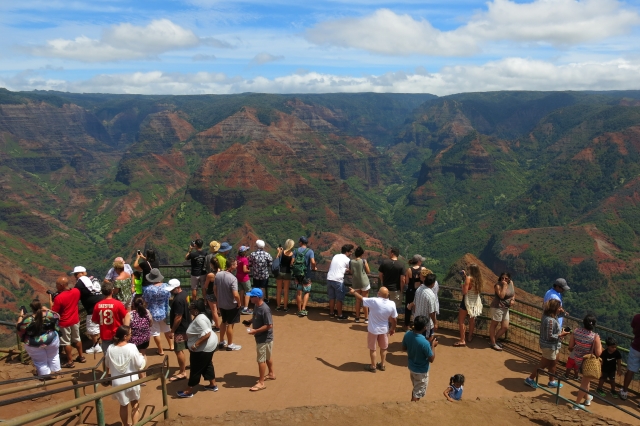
250, 52, 285, 66
306, 0, 640, 56
4, 57, 640, 95
28, 19, 230, 62
192, 54, 217, 61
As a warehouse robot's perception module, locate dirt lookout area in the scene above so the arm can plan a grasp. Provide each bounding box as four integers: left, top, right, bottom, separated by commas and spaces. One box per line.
1, 310, 637, 425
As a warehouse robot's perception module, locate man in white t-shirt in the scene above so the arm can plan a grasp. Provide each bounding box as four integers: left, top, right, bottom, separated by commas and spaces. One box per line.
326, 244, 354, 321
349, 286, 398, 372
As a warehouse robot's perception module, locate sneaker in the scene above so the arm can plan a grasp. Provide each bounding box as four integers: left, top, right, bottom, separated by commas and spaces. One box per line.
337, 314, 349, 321
212, 326, 220, 332
619, 389, 628, 400
547, 381, 563, 388
218, 340, 227, 349
204, 385, 219, 392
276, 306, 284, 311
302, 310, 308, 316
524, 378, 537, 389
572, 403, 585, 411
584, 395, 593, 406
282, 306, 289, 312
595, 388, 607, 397
241, 308, 253, 315
329, 312, 336, 317
94, 345, 103, 353
612, 392, 619, 399
354, 317, 360, 323
364, 319, 368, 324
226, 343, 242, 351
176, 390, 193, 398
85, 346, 97, 354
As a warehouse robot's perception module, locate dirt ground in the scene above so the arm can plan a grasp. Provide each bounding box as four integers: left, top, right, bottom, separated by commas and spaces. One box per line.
1, 307, 638, 425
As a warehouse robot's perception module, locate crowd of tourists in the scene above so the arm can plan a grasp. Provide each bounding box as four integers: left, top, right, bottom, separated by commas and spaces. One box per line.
14, 237, 640, 423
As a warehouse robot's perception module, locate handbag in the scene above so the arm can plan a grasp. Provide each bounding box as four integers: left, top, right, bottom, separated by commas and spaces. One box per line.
581, 336, 602, 379
271, 254, 281, 277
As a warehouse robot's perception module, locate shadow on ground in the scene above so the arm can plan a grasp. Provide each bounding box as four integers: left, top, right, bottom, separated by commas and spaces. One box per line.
316, 357, 367, 372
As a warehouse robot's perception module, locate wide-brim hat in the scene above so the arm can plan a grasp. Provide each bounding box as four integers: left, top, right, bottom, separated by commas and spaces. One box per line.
146, 268, 164, 283
209, 241, 221, 252
219, 242, 232, 252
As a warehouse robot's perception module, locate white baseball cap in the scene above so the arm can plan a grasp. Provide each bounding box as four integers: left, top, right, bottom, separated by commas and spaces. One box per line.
71, 266, 87, 274
166, 279, 181, 291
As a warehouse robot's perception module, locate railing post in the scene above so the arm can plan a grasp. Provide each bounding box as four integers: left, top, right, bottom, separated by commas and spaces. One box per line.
94, 396, 105, 426
73, 383, 82, 426
161, 368, 169, 420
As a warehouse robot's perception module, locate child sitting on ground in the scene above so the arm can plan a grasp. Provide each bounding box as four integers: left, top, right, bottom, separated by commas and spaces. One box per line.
596, 337, 622, 398
443, 374, 465, 402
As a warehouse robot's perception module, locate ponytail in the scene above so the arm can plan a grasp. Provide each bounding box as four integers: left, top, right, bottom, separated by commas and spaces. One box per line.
133, 295, 147, 318
30, 299, 44, 336
450, 374, 465, 386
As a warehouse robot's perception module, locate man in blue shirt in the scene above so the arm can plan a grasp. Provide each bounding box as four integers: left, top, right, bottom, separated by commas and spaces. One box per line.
543, 278, 570, 327
402, 315, 437, 401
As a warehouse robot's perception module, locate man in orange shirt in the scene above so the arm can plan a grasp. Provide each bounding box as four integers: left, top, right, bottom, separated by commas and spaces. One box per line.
92, 281, 130, 353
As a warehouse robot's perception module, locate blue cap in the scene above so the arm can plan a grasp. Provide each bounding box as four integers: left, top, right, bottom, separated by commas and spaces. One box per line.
247, 288, 263, 298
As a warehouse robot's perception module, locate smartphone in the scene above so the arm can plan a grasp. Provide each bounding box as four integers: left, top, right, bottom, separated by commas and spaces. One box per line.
137, 250, 142, 255
19, 305, 26, 315
242, 319, 251, 326
563, 327, 572, 333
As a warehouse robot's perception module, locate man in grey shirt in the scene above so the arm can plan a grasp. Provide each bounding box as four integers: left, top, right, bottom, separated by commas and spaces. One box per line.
247, 288, 274, 391
214, 257, 242, 351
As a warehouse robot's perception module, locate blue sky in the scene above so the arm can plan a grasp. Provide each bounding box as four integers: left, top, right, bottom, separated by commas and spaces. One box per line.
1, 0, 639, 95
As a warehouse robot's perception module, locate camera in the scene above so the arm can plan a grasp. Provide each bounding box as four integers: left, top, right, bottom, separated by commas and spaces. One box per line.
46, 289, 60, 300
137, 249, 142, 256
191, 240, 196, 246
563, 327, 572, 333
19, 305, 26, 316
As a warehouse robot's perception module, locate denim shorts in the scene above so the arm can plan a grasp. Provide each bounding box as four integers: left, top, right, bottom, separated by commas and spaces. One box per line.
628, 347, 640, 373
327, 280, 346, 301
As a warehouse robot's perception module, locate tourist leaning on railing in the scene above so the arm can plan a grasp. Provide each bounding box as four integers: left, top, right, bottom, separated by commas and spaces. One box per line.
16, 299, 61, 377
525, 299, 570, 389
570, 314, 602, 410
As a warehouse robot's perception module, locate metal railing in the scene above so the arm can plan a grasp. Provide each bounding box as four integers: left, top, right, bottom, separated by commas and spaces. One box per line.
534, 369, 640, 422
0, 320, 26, 364
0, 356, 170, 426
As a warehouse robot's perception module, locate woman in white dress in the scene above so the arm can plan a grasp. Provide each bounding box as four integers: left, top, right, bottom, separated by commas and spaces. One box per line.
106, 325, 146, 426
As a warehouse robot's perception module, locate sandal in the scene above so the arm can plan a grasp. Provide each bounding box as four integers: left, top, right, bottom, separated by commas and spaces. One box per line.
62, 362, 75, 369
376, 362, 386, 371
169, 375, 186, 382
491, 344, 503, 351
364, 365, 376, 373
453, 342, 466, 347
75, 356, 86, 363
249, 384, 267, 392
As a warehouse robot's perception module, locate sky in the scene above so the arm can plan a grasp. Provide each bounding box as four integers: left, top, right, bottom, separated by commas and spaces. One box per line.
1, 0, 639, 96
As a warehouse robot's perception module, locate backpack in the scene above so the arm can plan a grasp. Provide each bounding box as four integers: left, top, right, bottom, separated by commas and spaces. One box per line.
291, 248, 310, 278
271, 254, 281, 277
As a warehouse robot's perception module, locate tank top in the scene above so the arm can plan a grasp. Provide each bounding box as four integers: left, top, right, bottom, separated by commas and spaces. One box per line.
280, 252, 293, 274
130, 310, 151, 346
572, 327, 596, 367
407, 266, 421, 293
490, 281, 515, 309
449, 385, 463, 400
350, 259, 370, 289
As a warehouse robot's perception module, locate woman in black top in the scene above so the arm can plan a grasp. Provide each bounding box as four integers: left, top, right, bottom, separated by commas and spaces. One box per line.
134, 249, 159, 287
275, 239, 295, 312
403, 255, 425, 331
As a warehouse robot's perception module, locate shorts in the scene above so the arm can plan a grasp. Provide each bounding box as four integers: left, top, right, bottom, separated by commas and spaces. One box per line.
190, 275, 206, 291
490, 307, 510, 322
220, 307, 241, 325
86, 316, 100, 336
206, 293, 217, 303
410, 371, 429, 399
136, 341, 150, 351
601, 369, 616, 381
367, 332, 389, 351
353, 284, 371, 292
628, 347, 640, 373
327, 280, 346, 302
59, 323, 81, 346
256, 341, 273, 363
239, 280, 251, 293
566, 357, 577, 370
174, 333, 188, 351
459, 296, 467, 311
253, 278, 269, 290
150, 319, 170, 337
388, 290, 401, 310
297, 284, 312, 293
421, 327, 434, 339
541, 346, 560, 361
101, 339, 113, 353
278, 272, 292, 281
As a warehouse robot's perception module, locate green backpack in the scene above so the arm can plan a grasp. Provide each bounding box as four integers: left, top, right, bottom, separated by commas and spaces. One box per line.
291, 248, 310, 278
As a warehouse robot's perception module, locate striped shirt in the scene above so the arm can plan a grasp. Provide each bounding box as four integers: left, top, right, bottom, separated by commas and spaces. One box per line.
570, 327, 596, 368
413, 285, 437, 330
539, 314, 562, 350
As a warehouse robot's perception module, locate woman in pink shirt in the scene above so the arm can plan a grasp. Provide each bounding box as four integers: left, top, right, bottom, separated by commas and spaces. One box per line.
237, 246, 252, 315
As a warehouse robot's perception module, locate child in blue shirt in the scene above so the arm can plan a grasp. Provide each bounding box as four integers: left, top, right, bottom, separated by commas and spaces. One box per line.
443, 374, 465, 401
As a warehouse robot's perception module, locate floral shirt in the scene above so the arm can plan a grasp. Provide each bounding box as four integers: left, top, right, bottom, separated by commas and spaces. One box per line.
17, 311, 60, 346
249, 249, 273, 280
143, 284, 170, 321
130, 309, 152, 346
